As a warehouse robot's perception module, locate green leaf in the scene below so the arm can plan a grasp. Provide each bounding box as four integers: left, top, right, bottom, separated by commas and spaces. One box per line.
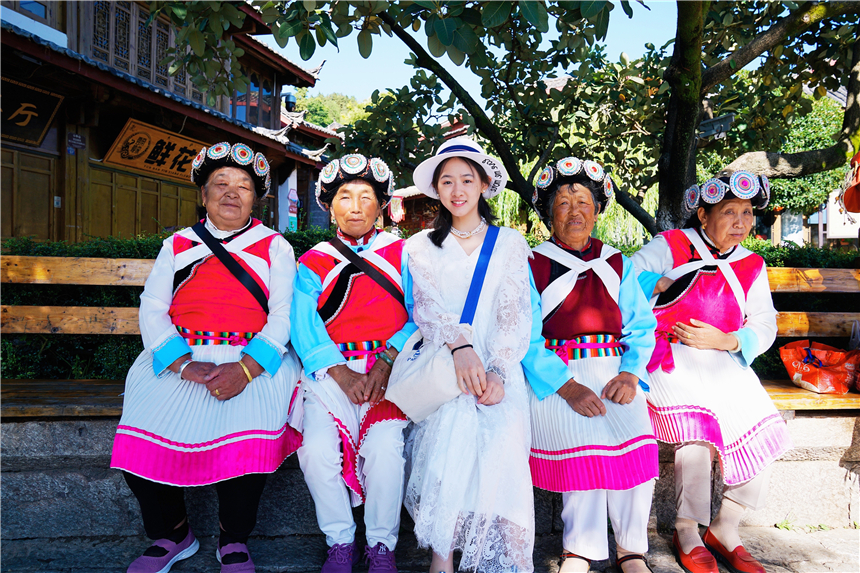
427, 32, 447, 57
315, 25, 327, 46
412, 19, 421, 32
357, 29, 373, 59
303, 0, 316, 11
593, 8, 609, 40
579, 0, 606, 19
452, 22, 480, 54
188, 29, 205, 57
620, 52, 629, 66
434, 17, 457, 46
171, 5, 187, 20
319, 22, 339, 47
447, 43, 465, 66
281, 18, 305, 38
519, 1, 549, 32
482, 1, 511, 28
298, 31, 316, 60
413, 0, 437, 9
620, 0, 633, 18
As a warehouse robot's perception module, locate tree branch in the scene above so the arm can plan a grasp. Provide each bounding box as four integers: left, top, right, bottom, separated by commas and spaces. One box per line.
701, 1, 860, 94
725, 36, 860, 178
616, 186, 659, 236
378, 11, 532, 203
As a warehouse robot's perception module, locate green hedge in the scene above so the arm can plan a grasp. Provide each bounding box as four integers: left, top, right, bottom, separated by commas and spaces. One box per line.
2, 229, 857, 381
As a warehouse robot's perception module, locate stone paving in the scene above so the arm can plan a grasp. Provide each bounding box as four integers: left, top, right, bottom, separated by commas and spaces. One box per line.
1, 526, 857, 573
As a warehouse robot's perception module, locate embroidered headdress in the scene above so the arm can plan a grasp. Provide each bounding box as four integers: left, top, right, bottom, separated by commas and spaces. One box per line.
190, 142, 271, 198
683, 171, 770, 215
532, 156, 617, 222
316, 154, 394, 210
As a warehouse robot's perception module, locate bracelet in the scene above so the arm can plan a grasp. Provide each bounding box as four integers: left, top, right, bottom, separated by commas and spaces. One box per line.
238, 360, 253, 383
178, 359, 193, 380
451, 344, 473, 355
377, 351, 395, 368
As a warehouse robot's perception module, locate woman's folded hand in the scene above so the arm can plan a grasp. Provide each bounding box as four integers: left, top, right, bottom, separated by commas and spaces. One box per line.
329, 364, 368, 405
204, 362, 251, 401
478, 372, 505, 406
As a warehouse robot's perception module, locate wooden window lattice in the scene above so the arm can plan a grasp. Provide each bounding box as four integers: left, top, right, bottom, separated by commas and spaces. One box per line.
88, 4, 212, 105
92, 1, 110, 63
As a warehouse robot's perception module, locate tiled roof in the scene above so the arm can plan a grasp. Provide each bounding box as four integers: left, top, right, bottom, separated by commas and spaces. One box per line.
1, 20, 326, 161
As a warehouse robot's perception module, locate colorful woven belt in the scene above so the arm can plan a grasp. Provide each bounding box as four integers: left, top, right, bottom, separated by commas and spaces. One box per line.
177, 326, 256, 346
546, 334, 624, 362
337, 340, 386, 361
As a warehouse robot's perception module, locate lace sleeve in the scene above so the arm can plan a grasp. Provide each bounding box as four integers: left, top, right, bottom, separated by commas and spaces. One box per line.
407, 234, 473, 347
485, 234, 533, 383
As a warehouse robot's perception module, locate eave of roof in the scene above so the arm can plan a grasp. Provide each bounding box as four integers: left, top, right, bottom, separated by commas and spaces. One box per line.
234, 33, 317, 87
1, 20, 326, 165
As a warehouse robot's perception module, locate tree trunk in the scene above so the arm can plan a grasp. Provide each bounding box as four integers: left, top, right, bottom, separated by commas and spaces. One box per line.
656, 0, 710, 231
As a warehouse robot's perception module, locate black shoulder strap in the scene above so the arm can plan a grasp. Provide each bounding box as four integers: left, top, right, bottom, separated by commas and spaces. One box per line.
192, 222, 269, 314
328, 238, 405, 308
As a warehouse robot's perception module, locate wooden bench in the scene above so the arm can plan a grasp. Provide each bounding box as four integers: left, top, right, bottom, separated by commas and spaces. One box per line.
1, 256, 154, 417
2, 257, 859, 417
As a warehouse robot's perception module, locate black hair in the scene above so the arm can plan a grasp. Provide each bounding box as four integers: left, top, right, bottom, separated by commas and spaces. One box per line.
428, 157, 497, 248
546, 174, 604, 221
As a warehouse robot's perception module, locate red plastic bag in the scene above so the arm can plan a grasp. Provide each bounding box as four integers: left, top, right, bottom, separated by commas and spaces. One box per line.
779, 340, 859, 395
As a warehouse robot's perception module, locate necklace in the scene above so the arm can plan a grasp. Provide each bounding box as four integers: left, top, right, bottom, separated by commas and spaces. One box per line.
450, 217, 487, 239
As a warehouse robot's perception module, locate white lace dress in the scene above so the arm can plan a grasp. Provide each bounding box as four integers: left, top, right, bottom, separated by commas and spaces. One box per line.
404, 228, 535, 573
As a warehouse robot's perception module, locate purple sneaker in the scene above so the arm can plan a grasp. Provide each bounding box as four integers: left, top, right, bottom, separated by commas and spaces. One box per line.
365, 543, 397, 573
216, 542, 255, 573
127, 528, 199, 573
321, 541, 361, 573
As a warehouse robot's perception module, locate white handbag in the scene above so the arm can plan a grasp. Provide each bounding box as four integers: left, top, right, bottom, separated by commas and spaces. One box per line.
386, 226, 499, 422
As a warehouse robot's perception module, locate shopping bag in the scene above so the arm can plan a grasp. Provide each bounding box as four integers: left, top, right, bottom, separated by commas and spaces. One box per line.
779, 340, 859, 395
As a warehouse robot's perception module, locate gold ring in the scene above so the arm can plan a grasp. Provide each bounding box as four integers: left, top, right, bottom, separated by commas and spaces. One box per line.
215, 389, 220, 396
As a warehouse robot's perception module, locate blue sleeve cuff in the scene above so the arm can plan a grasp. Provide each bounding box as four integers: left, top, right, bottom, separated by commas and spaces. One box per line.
731, 327, 760, 369
388, 321, 418, 352
637, 270, 661, 300
301, 343, 348, 378
152, 334, 191, 377
242, 336, 283, 376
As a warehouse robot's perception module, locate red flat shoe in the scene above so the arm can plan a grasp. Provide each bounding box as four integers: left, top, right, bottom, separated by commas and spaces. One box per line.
672, 531, 718, 573
703, 528, 765, 573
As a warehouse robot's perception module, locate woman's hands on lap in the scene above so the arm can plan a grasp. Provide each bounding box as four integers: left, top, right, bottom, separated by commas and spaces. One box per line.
452, 346, 487, 397
203, 356, 264, 401
477, 371, 505, 406
364, 355, 394, 405
674, 318, 738, 351
329, 364, 368, 405
601, 372, 639, 405
179, 361, 216, 384
558, 378, 606, 418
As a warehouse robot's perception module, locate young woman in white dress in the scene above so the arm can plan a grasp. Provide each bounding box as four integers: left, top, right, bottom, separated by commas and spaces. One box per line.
404, 138, 535, 573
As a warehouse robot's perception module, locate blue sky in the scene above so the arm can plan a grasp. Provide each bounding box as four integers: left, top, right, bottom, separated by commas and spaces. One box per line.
261, 1, 678, 102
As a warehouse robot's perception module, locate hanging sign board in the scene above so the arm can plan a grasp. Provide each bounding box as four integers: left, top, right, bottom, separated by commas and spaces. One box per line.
1, 76, 65, 146
103, 119, 209, 182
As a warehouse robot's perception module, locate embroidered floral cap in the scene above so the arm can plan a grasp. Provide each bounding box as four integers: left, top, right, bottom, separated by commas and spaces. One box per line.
316, 154, 395, 210
532, 156, 617, 222
191, 142, 271, 198
412, 137, 508, 200
683, 170, 770, 215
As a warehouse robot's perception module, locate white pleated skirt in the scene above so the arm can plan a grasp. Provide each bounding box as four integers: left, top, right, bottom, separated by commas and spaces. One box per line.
111, 344, 303, 486
404, 369, 535, 573
646, 343, 792, 485
528, 355, 659, 492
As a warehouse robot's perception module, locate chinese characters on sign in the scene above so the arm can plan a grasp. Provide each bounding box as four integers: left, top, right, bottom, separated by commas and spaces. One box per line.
103, 119, 209, 182
1, 76, 65, 146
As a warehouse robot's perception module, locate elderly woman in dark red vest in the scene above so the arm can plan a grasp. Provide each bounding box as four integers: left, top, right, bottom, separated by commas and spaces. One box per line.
522, 157, 658, 573
111, 142, 303, 573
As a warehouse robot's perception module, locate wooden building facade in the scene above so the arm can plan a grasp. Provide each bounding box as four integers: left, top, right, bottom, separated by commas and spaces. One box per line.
1, 1, 332, 242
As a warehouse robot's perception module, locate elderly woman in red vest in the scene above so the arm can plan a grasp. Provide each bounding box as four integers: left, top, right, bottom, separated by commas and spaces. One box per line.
631, 172, 792, 573
111, 142, 303, 573
291, 155, 416, 573
521, 158, 658, 573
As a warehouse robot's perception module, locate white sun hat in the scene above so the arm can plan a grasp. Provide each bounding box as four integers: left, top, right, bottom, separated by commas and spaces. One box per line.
412, 136, 508, 200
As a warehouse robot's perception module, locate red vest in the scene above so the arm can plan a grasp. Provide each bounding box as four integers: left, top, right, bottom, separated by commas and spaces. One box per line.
530, 238, 624, 340
299, 238, 408, 344
653, 229, 764, 334
169, 219, 274, 333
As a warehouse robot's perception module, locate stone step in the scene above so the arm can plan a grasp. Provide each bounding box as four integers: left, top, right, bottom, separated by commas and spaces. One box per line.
1, 527, 858, 573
